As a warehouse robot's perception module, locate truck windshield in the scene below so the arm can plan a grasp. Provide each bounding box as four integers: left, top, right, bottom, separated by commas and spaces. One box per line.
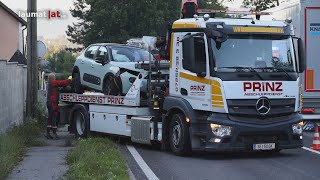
211, 35, 296, 72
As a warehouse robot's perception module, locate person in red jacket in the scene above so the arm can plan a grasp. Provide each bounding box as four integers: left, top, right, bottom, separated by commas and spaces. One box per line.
45, 73, 72, 139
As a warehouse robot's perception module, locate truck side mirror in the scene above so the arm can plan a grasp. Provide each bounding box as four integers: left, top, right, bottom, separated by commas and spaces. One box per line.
205, 29, 228, 50
182, 35, 196, 72
297, 38, 306, 73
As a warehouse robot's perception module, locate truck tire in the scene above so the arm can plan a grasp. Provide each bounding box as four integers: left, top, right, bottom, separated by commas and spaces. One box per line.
73, 73, 84, 94
169, 113, 191, 156
103, 75, 122, 95
73, 108, 90, 138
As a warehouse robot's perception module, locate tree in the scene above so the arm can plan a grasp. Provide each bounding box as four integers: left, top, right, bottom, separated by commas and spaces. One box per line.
45, 49, 76, 74
67, 0, 181, 47
242, 0, 279, 11
67, 0, 225, 47
198, 0, 224, 10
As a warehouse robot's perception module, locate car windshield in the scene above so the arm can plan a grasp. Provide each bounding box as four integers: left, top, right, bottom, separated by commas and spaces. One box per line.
211, 35, 296, 72
111, 46, 151, 62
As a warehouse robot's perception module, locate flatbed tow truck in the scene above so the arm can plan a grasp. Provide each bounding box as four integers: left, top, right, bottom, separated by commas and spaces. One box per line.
58, 1, 306, 155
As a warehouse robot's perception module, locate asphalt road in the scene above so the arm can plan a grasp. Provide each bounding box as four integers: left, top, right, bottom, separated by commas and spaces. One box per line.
120, 132, 320, 180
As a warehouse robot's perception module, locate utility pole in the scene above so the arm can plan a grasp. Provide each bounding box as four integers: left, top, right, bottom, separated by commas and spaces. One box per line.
26, 0, 37, 118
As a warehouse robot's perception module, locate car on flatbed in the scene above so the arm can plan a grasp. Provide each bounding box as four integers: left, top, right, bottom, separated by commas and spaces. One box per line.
72, 43, 152, 95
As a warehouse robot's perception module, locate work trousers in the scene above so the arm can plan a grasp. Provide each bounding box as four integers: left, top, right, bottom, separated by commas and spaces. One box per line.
46, 102, 58, 129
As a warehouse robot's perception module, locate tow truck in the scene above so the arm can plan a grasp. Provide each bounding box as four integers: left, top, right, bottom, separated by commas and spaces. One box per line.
58, 1, 306, 155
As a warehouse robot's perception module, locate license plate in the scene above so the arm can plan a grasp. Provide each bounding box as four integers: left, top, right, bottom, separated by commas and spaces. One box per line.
253, 143, 275, 150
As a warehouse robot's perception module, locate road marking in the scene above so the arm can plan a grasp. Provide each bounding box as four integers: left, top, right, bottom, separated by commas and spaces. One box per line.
126, 145, 159, 180
302, 147, 320, 155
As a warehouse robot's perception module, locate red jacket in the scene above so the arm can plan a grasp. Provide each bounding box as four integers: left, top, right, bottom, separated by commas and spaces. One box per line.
47, 79, 71, 107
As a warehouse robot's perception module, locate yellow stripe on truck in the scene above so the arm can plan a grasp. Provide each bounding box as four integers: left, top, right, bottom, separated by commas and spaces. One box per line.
213, 80, 221, 87
179, 72, 211, 84
211, 85, 222, 95
212, 105, 225, 108
211, 80, 224, 108
212, 100, 224, 105
169, 33, 174, 68
233, 27, 284, 33
172, 22, 201, 29
212, 95, 223, 101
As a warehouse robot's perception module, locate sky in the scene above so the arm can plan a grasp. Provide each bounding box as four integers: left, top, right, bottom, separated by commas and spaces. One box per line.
1, 0, 243, 38
1, 0, 77, 38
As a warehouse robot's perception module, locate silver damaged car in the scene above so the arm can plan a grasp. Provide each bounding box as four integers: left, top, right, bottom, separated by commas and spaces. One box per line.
72, 43, 151, 95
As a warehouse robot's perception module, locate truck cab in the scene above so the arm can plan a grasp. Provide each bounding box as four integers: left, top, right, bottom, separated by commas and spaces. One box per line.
162, 17, 305, 153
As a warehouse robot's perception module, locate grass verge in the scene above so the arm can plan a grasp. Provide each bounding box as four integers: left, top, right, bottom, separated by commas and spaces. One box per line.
66, 137, 129, 180
0, 120, 43, 180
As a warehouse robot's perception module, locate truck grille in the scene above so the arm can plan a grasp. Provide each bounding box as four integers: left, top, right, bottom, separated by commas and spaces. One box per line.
237, 132, 289, 144
227, 99, 295, 118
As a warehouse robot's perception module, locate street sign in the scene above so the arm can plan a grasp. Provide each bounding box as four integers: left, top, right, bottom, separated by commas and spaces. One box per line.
37, 40, 47, 58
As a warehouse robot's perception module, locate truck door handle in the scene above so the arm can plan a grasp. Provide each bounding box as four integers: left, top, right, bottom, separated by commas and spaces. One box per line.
91, 64, 94, 68
81, 60, 84, 64
181, 88, 188, 96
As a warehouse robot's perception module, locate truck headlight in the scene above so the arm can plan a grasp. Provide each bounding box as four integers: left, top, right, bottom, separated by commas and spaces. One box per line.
211, 123, 232, 137
292, 122, 303, 134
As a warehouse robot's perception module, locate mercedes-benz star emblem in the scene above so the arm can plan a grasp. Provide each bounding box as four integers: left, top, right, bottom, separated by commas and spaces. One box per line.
256, 97, 271, 115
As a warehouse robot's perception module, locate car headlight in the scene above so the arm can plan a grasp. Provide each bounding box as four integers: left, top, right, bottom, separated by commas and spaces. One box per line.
210, 123, 232, 137
292, 122, 303, 134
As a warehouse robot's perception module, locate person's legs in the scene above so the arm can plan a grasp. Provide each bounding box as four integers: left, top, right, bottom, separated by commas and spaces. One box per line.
52, 120, 59, 139
52, 104, 60, 140
45, 103, 54, 139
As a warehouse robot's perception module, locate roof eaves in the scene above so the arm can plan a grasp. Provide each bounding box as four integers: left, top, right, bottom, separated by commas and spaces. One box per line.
0, 1, 27, 26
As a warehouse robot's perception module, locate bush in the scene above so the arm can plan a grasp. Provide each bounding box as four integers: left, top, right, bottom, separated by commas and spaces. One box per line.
35, 103, 48, 128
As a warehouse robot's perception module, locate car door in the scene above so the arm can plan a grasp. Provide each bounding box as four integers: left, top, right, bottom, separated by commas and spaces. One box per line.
81, 45, 99, 88
90, 46, 113, 91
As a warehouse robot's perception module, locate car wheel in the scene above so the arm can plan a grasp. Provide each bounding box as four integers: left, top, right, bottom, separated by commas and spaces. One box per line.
73, 73, 84, 94
169, 113, 191, 156
103, 75, 122, 95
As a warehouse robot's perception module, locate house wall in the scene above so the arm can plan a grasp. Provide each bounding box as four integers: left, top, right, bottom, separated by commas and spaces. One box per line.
0, 60, 27, 133
0, 6, 19, 60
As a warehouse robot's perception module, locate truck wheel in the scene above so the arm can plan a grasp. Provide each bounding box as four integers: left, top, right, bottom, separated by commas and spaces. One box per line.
169, 113, 191, 156
103, 75, 122, 95
73, 73, 84, 94
74, 109, 90, 138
